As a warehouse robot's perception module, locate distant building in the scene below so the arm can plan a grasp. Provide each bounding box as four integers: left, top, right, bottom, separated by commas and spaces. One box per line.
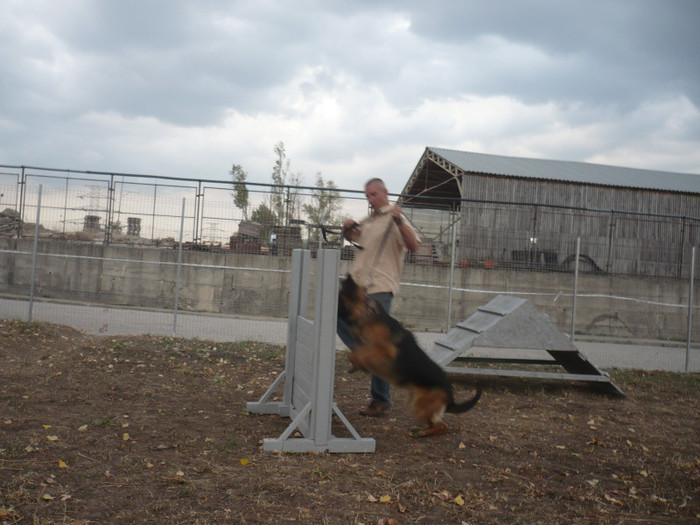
399, 147, 700, 277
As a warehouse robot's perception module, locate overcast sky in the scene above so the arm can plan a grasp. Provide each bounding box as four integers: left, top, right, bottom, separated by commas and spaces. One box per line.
1, 0, 699, 195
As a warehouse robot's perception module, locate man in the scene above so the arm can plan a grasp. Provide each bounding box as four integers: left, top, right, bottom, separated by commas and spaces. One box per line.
337, 178, 420, 417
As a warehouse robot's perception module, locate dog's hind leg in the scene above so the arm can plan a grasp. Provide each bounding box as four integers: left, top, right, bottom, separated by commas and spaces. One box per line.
410, 388, 449, 438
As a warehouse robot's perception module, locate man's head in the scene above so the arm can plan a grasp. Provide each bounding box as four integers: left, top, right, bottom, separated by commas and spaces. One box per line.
364, 178, 390, 210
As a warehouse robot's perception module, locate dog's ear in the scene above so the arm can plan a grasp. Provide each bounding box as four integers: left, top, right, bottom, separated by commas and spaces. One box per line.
346, 274, 360, 293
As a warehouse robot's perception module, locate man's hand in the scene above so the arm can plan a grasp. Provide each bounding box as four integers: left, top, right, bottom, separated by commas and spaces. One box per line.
342, 218, 360, 241
391, 206, 404, 225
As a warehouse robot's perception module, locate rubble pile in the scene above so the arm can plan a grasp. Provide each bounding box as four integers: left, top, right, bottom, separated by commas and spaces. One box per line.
0, 208, 21, 236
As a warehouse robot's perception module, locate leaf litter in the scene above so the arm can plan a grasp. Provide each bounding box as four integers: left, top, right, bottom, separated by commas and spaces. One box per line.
0, 320, 698, 524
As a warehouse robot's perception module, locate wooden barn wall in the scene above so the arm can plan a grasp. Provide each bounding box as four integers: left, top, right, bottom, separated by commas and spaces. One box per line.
457, 174, 700, 277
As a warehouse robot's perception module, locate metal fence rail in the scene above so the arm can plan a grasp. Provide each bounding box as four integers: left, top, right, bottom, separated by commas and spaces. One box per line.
0, 165, 698, 373
2, 163, 698, 278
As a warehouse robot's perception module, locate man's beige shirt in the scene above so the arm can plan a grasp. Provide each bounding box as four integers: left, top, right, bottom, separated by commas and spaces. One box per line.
350, 205, 420, 295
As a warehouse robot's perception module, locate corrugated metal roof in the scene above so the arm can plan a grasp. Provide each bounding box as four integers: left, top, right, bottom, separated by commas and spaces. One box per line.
429, 147, 700, 194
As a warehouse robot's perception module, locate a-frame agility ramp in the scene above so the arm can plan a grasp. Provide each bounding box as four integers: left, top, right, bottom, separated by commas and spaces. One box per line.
427, 295, 624, 397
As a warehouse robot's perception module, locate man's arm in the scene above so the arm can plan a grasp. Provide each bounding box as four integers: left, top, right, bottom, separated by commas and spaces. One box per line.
391, 207, 420, 252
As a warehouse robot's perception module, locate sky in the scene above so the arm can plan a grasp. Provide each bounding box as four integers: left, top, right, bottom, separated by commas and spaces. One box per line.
1, 0, 699, 196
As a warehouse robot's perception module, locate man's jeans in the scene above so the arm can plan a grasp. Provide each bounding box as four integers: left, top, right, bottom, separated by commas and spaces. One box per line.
337, 292, 393, 405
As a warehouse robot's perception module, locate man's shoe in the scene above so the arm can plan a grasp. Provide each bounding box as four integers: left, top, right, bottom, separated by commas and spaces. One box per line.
359, 401, 390, 417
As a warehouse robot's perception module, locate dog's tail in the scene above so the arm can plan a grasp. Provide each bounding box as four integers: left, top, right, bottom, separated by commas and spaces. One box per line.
446, 387, 483, 414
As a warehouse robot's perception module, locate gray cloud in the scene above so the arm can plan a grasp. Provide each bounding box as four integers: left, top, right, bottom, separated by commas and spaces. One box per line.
0, 0, 698, 191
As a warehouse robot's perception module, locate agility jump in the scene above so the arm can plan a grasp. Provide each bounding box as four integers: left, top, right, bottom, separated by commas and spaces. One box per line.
247, 249, 375, 453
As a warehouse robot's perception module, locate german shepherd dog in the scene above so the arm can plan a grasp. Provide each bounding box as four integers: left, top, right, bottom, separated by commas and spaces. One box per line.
338, 275, 482, 437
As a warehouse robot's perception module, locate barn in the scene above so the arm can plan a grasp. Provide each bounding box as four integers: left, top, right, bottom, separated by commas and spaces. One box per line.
398, 147, 700, 278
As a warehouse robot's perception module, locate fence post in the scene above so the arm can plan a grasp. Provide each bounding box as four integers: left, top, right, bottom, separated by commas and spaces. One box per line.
17, 166, 26, 239
194, 181, 203, 244
151, 184, 158, 241
105, 173, 115, 245
447, 208, 458, 332
686, 245, 696, 372
28, 185, 42, 322
570, 236, 581, 341
173, 198, 186, 336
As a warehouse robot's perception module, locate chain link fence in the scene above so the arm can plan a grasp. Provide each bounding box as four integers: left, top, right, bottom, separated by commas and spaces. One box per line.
1, 164, 698, 372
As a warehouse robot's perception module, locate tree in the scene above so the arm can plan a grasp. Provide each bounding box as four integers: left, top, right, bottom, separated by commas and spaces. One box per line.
230, 164, 249, 220
250, 202, 277, 244
303, 173, 343, 243
269, 142, 289, 225
286, 170, 304, 224
268, 141, 305, 226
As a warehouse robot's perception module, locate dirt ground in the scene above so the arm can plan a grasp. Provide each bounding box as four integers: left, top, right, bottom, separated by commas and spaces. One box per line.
1, 319, 698, 525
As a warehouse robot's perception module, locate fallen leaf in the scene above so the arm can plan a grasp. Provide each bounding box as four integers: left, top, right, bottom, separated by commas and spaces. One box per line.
454, 494, 465, 506
650, 494, 668, 504
176, 470, 185, 477
239, 458, 250, 466
58, 460, 68, 468
43, 425, 53, 430
0, 507, 19, 518
42, 494, 55, 501
433, 490, 451, 501
78, 425, 88, 432
122, 433, 131, 441
47, 435, 59, 442
379, 495, 391, 503
367, 494, 378, 502
604, 493, 622, 505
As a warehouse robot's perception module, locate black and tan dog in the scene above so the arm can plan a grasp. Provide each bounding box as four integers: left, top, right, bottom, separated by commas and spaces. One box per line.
338, 275, 482, 437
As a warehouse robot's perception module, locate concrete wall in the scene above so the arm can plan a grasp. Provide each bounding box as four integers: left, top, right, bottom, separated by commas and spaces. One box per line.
0, 238, 696, 341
